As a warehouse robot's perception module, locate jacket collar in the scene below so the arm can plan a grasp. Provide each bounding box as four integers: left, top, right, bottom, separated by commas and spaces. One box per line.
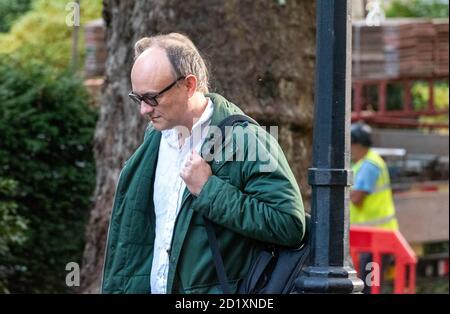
206, 93, 245, 127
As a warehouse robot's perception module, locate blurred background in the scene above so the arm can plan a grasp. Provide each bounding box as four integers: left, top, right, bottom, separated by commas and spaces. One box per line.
0, 0, 448, 294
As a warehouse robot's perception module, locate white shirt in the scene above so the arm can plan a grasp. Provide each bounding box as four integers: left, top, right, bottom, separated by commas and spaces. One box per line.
150, 98, 214, 294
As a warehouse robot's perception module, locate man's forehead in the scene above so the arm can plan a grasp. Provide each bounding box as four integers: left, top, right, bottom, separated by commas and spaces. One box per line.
137, 46, 162, 61
131, 47, 173, 92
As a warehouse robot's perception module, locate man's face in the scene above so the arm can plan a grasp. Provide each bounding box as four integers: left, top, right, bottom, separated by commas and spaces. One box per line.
130, 47, 188, 131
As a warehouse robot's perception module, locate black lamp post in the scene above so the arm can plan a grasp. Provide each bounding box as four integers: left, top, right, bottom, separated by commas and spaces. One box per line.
294, 0, 364, 293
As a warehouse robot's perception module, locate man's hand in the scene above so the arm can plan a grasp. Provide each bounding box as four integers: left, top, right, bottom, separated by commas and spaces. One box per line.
180, 150, 212, 196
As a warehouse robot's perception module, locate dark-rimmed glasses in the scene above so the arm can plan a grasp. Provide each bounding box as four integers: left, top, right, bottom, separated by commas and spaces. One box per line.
128, 76, 185, 107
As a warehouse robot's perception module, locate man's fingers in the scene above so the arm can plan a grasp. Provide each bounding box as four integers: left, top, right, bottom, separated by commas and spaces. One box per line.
182, 150, 208, 181
182, 160, 193, 175
180, 166, 192, 177
191, 149, 204, 161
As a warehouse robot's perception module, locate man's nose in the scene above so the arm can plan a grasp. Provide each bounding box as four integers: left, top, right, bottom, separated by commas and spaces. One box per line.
140, 101, 154, 115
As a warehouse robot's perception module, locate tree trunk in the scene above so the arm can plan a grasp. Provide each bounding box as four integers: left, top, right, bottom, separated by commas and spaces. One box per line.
80, 0, 316, 293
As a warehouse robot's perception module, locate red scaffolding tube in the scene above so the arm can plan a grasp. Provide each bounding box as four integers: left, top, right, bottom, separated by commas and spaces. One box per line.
352, 75, 449, 129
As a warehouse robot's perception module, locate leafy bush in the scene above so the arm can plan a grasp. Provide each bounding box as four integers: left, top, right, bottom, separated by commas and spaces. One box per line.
412, 82, 449, 130
0, 57, 97, 293
0, 177, 28, 293
0, 0, 32, 32
386, 0, 449, 18
412, 82, 449, 111
0, 0, 103, 70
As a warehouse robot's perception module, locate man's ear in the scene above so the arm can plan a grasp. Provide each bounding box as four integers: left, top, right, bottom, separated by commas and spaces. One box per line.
185, 75, 198, 98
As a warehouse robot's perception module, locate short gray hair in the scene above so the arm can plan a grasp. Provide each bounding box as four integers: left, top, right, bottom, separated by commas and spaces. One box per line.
134, 33, 210, 93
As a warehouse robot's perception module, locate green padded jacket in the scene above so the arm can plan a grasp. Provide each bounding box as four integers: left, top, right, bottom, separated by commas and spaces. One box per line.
101, 93, 305, 294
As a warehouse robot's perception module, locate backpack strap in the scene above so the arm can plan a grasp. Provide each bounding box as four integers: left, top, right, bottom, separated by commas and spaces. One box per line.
203, 218, 232, 294
203, 114, 258, 294
215, 114, 259, 140
202, 114, 259, 161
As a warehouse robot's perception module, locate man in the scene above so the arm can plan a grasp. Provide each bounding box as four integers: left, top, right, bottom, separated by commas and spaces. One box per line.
350, 122, 399, 293
101, 33, 305, 294
350, 122, 398, 230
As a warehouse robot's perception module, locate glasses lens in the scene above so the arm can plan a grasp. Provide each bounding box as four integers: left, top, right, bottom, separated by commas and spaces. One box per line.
142, 95, 158, 107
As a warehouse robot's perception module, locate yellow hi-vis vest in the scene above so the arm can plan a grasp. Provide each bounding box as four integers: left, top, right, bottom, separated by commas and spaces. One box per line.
350, 149, 399, 230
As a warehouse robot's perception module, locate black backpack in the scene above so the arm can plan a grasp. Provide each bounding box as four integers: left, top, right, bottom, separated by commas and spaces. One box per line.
202, 114, 311, 294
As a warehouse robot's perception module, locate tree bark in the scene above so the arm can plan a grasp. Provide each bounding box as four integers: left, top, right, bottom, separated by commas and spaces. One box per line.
80, 0, 316, 293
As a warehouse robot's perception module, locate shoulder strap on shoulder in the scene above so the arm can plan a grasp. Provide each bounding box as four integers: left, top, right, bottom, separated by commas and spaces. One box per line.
204, 114, 258, 294
216, 114, 259, 142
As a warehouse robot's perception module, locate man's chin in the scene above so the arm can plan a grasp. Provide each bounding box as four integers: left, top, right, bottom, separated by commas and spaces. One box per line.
151, 121, 170, 131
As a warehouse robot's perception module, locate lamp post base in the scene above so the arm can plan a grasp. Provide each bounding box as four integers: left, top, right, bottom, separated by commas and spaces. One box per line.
294, 266, 365, 294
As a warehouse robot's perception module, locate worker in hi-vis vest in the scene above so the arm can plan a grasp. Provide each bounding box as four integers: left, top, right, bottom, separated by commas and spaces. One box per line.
350, 122, 399, 293
350, 122, 399, 230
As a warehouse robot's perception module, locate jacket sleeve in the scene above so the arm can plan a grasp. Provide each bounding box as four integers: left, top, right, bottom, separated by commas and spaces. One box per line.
190, 125, 305, 247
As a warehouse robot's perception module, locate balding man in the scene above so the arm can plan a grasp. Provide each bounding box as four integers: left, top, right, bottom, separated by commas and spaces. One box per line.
101, 33, 305, 294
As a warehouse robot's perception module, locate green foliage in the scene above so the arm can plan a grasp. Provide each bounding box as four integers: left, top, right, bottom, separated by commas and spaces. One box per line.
0, 0, 32, 32
416, 276, 449, 294
0, 0, 103, 70
361, 81, 449, 113
0, 177, 28, 293
386, 0, 449, 18
412, 82, 449, 111
0, 57, 97, 293
413, 82, 449, 129
0, 178, 27, 255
